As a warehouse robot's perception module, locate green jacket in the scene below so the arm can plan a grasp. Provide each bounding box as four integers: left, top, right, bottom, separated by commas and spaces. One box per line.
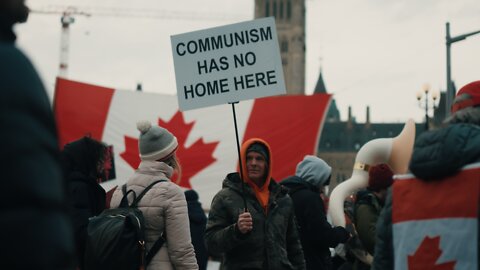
206, 172, 306, 270
354, 189, 383, 256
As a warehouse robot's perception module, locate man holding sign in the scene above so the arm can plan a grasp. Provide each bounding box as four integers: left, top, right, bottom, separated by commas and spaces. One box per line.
173, 17, 301, 269
205, 138, 305, 270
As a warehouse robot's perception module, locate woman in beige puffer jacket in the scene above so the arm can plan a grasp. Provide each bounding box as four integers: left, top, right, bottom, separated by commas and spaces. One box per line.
110, 121, 198, 270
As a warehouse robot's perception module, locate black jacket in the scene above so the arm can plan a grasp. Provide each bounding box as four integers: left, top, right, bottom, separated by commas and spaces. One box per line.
0, 15, 75, 269
206, 173, 306, 270
281, 176, 350, 270
62, 138, 106, 269
185, 190, 208, 270
372, 124, 480, 270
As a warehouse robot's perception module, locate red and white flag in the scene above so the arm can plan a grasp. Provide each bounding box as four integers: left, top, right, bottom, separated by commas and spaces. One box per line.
54, 78, 331, 206
392, 163, 480, 270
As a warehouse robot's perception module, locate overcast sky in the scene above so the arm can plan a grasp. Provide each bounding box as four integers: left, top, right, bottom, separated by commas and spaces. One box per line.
17, 0, 480, 123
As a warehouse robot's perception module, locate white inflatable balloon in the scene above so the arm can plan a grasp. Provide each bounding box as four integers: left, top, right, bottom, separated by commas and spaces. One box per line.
328, 119, 416, 227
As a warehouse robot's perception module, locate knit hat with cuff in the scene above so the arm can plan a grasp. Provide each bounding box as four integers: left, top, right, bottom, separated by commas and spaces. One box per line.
451, 81, 480, 114
137, 121, 178, 161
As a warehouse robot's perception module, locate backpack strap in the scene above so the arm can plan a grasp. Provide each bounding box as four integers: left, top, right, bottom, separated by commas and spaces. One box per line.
131, 179, 167, 207
122, 179, 168, 266
145, 230, 167, 265
119, 185, 137, 208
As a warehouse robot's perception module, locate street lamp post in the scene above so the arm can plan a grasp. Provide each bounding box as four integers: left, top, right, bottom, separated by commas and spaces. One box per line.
417, 84, 438, 131
445, 22, 480, 118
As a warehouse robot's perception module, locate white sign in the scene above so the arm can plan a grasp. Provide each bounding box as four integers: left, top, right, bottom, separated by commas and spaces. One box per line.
171, 17, 286, 111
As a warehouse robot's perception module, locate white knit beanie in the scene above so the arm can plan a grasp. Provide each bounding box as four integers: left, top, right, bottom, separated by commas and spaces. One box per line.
136, 121, 178, 161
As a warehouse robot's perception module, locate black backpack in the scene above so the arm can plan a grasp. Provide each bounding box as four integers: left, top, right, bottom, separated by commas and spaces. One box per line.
84, 180, 167, 270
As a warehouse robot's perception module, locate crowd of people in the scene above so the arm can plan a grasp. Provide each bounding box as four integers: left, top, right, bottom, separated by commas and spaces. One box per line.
3, 0, 480, 269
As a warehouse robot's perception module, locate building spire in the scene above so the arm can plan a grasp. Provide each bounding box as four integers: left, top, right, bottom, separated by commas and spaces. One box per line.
314, 68, 328, 94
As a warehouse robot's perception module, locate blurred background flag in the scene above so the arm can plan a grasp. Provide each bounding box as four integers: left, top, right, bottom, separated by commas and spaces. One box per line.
54, 77, 331, 206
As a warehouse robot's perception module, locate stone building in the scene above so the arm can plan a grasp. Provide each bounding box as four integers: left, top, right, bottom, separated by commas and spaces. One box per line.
254, 0, 306, 95
314, 72, 446, 192
254, 0, 448, 193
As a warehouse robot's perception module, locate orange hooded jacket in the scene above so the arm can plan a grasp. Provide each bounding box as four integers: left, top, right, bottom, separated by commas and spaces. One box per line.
239, 138, 273, 213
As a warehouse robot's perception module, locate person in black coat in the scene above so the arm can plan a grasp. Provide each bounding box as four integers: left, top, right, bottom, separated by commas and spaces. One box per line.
281, 155, 350, 270
0, 1, 76, 269
62, 136, 107, 269
185, 189, 208, 270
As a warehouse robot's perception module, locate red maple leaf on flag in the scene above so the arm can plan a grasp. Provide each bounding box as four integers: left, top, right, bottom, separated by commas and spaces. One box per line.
407, 236, 456, 270
120, 111, 219, 188
120, 136, 140, 168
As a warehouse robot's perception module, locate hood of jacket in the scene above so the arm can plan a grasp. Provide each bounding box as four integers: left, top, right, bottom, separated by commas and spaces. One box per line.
0, 1, 29, 43
239, 138, 273, 186
409, 123, 480, 180
238, 138, 274, 212
185, 190, 206, 224
61, 137, 105, 181
295, 155, 331, 188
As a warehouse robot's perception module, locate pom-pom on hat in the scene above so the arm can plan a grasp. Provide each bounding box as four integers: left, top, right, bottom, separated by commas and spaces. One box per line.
137, 121, 178, 161
368, 163, 393, 192
451, 81, 480, 114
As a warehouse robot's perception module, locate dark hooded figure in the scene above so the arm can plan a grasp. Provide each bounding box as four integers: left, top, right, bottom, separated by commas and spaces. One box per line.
281, 155, 350, 270
1, 1, 76, 268
185, 189, 208, 270
62, 136, 107, 269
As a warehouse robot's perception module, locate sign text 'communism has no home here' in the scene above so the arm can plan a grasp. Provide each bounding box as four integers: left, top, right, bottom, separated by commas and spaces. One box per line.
171, 17, 286, 111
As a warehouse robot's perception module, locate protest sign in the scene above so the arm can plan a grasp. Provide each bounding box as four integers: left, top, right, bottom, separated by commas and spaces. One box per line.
171, 17, 285, 111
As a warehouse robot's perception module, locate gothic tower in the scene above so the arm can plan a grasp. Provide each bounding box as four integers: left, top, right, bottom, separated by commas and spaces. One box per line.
254, 0, 306, 95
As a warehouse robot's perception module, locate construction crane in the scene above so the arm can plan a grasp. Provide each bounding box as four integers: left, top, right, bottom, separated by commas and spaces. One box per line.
31, 6, 90, 78
30, 5, 249, 79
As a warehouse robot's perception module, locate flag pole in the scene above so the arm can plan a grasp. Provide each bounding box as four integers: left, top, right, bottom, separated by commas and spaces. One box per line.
230, 102, 248, 211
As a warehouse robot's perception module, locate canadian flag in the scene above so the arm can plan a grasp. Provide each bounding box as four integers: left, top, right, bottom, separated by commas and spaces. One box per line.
54, 78, 331, 207
392, 163, 480, 270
